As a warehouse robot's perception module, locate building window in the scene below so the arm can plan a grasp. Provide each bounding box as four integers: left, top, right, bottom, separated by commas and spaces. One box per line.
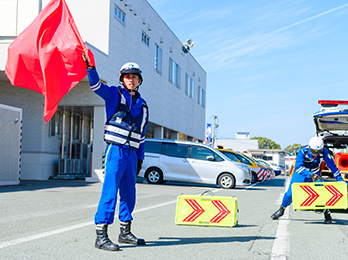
114, 5, 126, 25
154, 43, 162, 75
50, 111, 61, 137
73, 114, 81, 141
169, 58, 181, 88
185, 73, 194, 99
142, 31, 150, 46
198, 85, 205, 107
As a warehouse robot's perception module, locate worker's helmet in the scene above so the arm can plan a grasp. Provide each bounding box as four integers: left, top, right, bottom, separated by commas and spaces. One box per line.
308, 136, 324, 155
119, 62, 143, 87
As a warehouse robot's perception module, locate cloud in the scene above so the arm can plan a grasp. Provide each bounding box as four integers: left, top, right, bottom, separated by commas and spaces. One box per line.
197, 3, 348, 68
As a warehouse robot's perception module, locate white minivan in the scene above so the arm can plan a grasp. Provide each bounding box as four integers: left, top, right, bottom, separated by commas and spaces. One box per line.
138, 139, 251, 189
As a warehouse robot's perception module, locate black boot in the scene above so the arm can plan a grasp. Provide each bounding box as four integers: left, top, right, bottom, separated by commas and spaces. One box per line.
324, 209, 332, 224
95, 224, 119, 251
118, 221, 146, 245
271, 206, 285, 220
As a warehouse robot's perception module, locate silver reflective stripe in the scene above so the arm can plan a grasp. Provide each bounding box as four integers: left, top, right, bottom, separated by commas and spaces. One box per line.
297, 167, 305, 173
333, 170, 340, 177
105, 125, 141, 140
131, 132, 141, 140
91, 81, 101, 91
312, 168, 320, 173
140, 106, 147, 133
104, 145, 112, 172
105, 125, 129, 137
120, 93, 126, 104
104, 134, 127, 145
129, 141, 139, 149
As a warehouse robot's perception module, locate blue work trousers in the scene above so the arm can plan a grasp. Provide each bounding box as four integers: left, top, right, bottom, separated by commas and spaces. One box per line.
94, 144, 137, 224
281, 173, 322, 208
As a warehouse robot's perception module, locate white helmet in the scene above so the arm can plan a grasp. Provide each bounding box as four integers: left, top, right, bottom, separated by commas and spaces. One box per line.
308, 136, 324, 154
119, 62, 143, 87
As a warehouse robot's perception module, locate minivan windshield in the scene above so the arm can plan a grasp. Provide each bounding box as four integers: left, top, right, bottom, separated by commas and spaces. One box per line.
220, 151, 251, 165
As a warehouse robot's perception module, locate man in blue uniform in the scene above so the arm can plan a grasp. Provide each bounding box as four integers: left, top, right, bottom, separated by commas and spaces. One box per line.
271, 136, 344, 224
84, 56, 148, 251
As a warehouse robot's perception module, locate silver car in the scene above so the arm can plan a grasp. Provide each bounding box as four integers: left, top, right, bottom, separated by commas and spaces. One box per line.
138, 139, 251, 189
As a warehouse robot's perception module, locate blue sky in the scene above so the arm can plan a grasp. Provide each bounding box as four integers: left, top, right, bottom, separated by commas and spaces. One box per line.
146, 0, 348, 149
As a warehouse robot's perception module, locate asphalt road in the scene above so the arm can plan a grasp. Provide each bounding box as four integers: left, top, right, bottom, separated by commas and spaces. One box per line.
1, 176, 348, 260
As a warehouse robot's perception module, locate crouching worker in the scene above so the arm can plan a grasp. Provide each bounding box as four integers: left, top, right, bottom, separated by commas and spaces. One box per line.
271, 136, 344, 224
84, 54, 148, 251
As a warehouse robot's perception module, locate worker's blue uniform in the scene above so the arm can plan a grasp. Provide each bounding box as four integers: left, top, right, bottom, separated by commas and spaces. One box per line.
87, 68, 148, 225
281, 145, 343, 208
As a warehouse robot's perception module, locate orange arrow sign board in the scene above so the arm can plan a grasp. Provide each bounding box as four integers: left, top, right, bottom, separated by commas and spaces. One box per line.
292, 182, 347, 210
175, 195, 238, 227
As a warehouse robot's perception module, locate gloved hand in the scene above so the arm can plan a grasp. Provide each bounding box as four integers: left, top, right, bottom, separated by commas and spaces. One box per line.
309, 173, 321, 182
137, 159, 143, 176
82, 49, 95, 69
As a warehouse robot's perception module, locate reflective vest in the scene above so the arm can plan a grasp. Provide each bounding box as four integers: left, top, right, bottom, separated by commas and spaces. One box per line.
104, 90, 148, 149
302, 149, 323, 173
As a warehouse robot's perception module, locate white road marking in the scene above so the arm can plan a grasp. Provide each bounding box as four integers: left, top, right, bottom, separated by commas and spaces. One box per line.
270, 177, 291, 259
0, 222, 93, 249
0, 188, 222, 249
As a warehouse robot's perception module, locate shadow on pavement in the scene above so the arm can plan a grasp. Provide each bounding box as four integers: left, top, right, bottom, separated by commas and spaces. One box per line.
121, 235, 275, 248
232, 224, 258, 228
256, 177, 286, 188
0, 180, 99, 193
138, 179, 285, 190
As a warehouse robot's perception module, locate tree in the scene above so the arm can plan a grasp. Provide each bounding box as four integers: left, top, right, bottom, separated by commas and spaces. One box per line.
284, 143, 302, 155
251, 137, 281, 149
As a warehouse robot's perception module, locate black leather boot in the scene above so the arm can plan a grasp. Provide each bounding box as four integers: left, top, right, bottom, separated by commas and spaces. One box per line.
95, 224, 119, 251
118, 221, 146, 245
324, 209, 332, 224
271, 206, 285, 220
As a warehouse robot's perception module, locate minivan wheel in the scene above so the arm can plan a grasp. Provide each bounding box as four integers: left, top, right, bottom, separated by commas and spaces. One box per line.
218, 173, 236, 189
251, 172, 258, 184
146, 168, 163, 184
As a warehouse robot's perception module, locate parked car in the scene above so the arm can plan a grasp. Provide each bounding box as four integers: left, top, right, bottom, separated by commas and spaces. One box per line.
256, 159, 281, 176
251, 158, 275, 180
139, 139, 251, 189
217, 148, 261, 183
313, 100, 348, 181
237, 153, 272, 181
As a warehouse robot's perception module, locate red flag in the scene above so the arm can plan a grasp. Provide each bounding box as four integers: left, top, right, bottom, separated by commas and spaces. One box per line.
5, 0, 95, 122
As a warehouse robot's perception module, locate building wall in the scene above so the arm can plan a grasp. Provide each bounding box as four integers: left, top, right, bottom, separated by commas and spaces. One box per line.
215, 138, 259, 152
0, 104, 22, 186
0, 0, 207, 180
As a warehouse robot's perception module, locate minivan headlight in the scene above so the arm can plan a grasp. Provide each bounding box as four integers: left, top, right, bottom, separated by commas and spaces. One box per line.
236, 163, 249, 172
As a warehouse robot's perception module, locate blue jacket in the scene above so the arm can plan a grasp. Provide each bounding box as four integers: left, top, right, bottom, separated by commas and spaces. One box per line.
295, 145, 343, 181
87, 68, 148, 160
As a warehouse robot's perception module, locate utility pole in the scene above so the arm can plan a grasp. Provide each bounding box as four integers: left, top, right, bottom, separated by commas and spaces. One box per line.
212, 115, 218, 147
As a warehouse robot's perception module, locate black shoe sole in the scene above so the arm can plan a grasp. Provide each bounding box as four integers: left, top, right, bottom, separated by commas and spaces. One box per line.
95, 243, 120, 251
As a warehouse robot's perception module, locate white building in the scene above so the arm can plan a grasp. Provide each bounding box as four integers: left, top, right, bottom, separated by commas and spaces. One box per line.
215, 132, 258, 152
0, 0, 206, 182
248, 149, 286, 167
215, 138, 258, 153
